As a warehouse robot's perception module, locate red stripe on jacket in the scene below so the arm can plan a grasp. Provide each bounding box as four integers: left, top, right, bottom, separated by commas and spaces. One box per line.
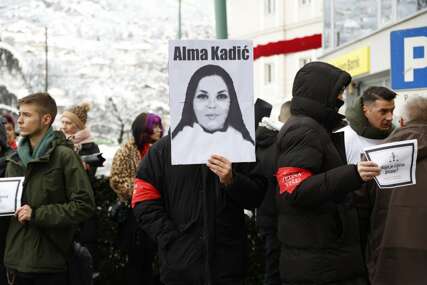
131, 178, 161, 208
276, 167, 313, 194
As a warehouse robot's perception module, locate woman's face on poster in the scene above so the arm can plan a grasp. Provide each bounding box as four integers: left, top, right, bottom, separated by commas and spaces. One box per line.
193, 75, 231, 132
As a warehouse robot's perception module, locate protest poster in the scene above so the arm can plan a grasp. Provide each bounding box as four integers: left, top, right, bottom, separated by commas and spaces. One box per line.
0, 177, 24, 216
364, 139, 418, 189
169, 40, 255, 165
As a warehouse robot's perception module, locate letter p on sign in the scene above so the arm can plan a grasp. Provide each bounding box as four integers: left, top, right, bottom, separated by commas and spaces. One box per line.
404, 36, 427, 82
391, 27, 427, 90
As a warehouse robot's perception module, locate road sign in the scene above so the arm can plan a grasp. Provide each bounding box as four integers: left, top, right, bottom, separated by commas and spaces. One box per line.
391, 27, 427, 90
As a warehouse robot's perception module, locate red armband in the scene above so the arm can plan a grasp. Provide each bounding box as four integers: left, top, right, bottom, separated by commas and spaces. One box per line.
131, 178, 161, 208
276, 167, 313, 194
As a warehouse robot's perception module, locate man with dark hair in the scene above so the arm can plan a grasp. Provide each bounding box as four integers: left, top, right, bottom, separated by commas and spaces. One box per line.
256, 101, 290, 285
338, 86, 396, 258
341, 86, 396, 164
3, 92, 94, 284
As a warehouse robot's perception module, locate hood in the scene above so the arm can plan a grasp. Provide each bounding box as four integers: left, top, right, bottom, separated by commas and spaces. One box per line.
290, 61, 351, 131
385, 121, 427, 161
345, 95, 394, 139
256, 127, 278, 149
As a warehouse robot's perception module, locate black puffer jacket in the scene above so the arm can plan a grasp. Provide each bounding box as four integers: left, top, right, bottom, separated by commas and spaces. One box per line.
276, 62, 367, 284
255, 125, 280, 230
133, 136, 266, 285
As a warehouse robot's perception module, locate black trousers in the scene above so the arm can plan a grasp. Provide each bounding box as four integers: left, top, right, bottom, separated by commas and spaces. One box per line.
260, 228, 281, 285
9, 271, 67, 285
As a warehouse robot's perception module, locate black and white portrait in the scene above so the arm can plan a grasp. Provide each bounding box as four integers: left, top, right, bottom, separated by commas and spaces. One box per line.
169, 40, 255, 165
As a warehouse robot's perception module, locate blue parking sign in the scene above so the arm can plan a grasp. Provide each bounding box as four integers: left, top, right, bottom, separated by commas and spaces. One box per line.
391, 27, 427, 90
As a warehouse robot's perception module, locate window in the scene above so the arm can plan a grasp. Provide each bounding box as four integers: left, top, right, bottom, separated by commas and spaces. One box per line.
265, 0, 275, 15
300, 0, 312, 6
299, 57, 312, 68
264, 63, 274, 84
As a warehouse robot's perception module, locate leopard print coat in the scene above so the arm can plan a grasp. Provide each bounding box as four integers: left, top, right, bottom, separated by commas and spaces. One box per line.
110, 139, 141, 202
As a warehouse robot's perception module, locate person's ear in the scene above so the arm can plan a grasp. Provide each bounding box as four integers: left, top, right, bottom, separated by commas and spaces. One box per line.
362, 104, 369, 115
41, 113, 53, 127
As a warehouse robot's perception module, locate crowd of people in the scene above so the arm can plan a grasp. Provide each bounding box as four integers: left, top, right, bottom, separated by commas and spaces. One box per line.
0, 61, 426, 285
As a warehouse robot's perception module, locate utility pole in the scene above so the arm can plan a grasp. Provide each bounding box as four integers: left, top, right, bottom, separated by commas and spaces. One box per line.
178, 0, 182, 39
44, 27, 48, 92
214, 0, 228, 39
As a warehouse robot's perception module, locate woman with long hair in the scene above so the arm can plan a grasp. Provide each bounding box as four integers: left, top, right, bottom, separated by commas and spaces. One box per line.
172, 64, 254, 165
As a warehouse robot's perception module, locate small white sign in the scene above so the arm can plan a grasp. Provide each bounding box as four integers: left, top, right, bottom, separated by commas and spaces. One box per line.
0, 177, 24, 216
169, 40, 255, 165
364, 140, 417, 189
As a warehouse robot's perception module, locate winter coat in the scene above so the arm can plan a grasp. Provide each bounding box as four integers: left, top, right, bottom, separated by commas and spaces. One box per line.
275, 62, 367, 284
255, 123, 281, 231
132, 135, 266, 285
367, 121, 427, 285
4, 131, 95, 273
110, 139, 141, 202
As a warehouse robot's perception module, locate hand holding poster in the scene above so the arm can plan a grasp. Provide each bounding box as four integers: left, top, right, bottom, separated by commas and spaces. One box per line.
363, 139, 417, 189
169, 40, 255, 165
0, 177, 24, 216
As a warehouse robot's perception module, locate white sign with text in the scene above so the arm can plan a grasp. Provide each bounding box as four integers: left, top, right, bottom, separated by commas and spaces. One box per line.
364, 140, 417, 189
0, 177, 24, 216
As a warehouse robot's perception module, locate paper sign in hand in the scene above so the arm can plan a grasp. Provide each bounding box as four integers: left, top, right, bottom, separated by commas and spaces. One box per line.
0, 177, 25, 216
363, 139, 417, 189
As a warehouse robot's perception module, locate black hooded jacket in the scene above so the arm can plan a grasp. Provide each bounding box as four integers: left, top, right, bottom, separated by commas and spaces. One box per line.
275, 62, 367, 284
255, 125, 280, 230
132, 136, 266, 285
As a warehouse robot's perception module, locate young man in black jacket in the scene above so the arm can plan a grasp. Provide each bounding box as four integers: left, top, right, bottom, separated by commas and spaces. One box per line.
275, 62, 381, 285
132, 137, 266, 285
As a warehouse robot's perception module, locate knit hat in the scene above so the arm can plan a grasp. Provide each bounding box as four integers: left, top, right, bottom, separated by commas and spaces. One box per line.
62, 102, 91, 130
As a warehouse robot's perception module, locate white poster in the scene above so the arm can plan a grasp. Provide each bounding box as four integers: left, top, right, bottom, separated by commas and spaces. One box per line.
364, 140, 418, 189
169, 40, 255, 165
0, 177, 24, 216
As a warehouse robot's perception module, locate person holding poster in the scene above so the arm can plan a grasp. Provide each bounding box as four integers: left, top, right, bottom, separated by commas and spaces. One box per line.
367, 96, 427, 285
337, 86, 396, 259
3, 93, 94, 284
275, 62, 381, 285
131, 133, 266, 284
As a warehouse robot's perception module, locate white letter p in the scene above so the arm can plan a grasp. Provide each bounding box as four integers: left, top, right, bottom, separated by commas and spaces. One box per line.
404, 36, 427, 82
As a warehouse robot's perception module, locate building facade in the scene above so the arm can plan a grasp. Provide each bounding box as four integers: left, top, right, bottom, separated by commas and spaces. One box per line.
227, 0, 323, 117
320, 6, 427, 118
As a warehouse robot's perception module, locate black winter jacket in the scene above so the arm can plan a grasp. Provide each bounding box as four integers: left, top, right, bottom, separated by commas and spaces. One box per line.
255, 126, 279, 230
133, 136, 266, 285
276, 62, 367, 284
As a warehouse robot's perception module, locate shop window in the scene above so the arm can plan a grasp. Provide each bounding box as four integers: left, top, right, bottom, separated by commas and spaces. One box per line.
299, 57, 312, 68
300, 0, 312, 6
264, 63, 274, 85
265, 0, 275, 15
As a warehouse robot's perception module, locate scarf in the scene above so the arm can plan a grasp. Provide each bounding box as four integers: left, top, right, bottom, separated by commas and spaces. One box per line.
345, 96, 394, 140
66, 128, 92, 152
17, 127, 56, 167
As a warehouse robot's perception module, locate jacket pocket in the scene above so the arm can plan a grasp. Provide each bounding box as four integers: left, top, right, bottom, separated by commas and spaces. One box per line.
42, 168, 66, 203
164, 231, 202, 269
